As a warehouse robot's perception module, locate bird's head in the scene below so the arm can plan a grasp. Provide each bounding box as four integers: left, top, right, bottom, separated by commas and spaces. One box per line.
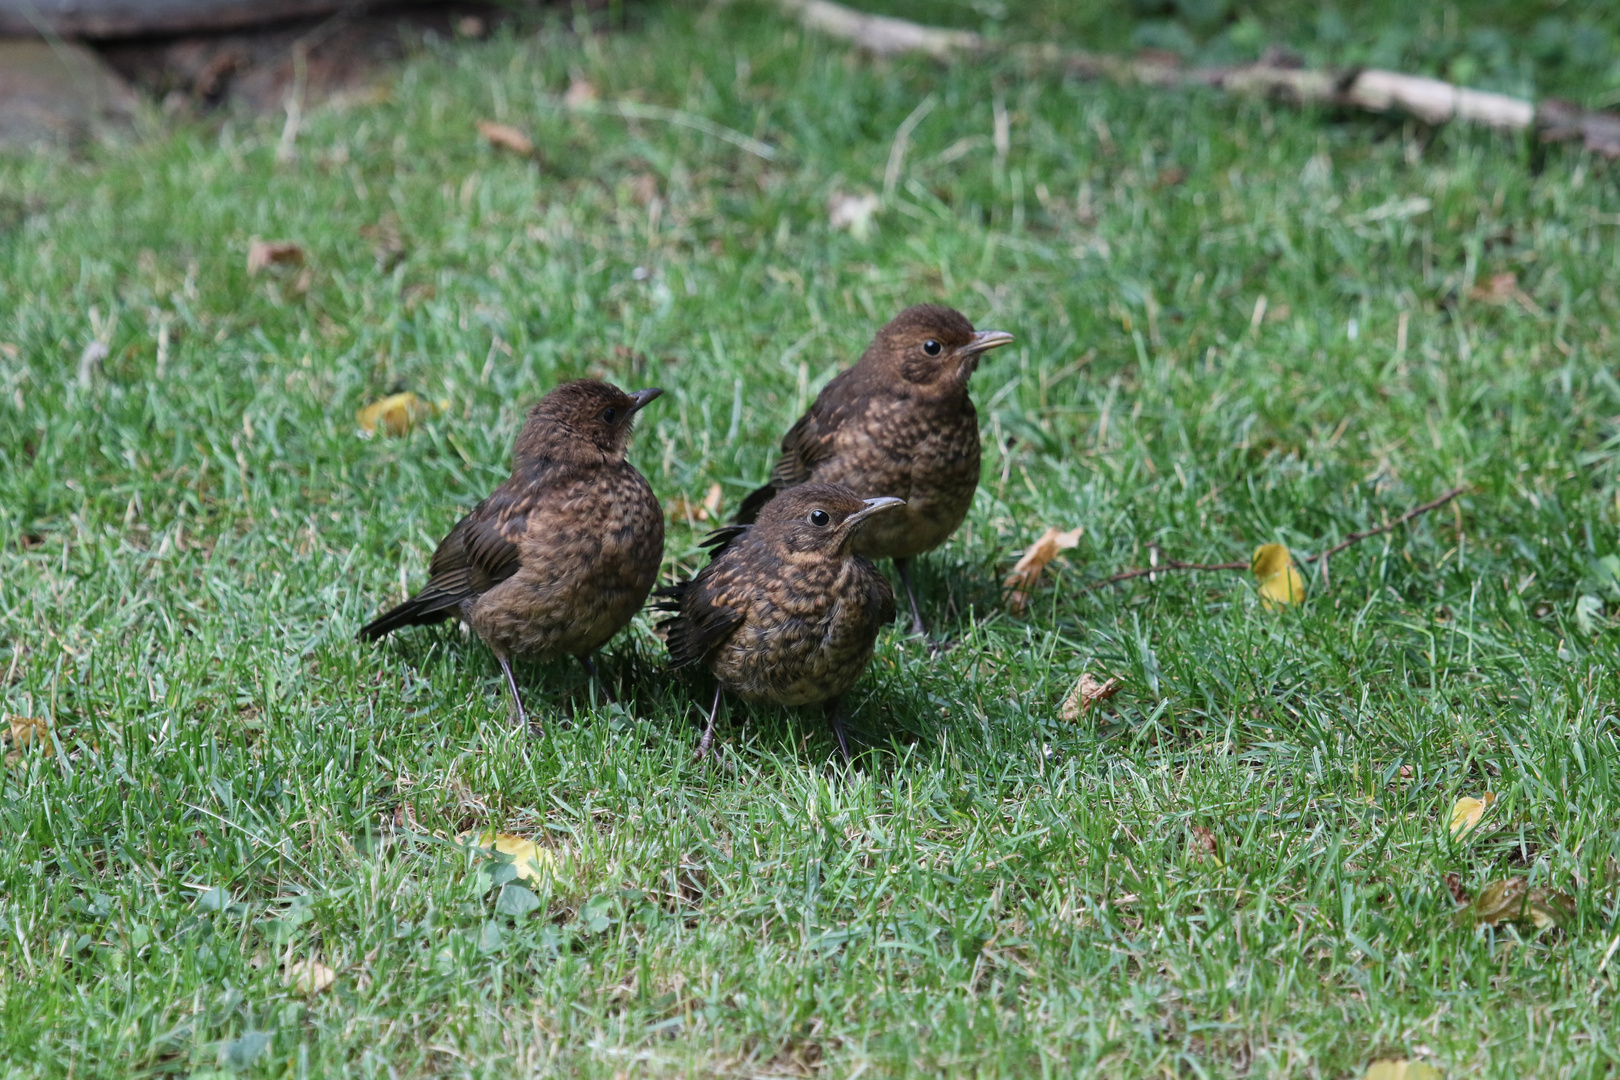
860, 304, 1013, 397
752, 483, 905, 559
515, 379, 662, 466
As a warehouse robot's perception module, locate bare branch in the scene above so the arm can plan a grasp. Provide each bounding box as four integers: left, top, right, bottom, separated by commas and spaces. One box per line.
780, 0, 1620, 158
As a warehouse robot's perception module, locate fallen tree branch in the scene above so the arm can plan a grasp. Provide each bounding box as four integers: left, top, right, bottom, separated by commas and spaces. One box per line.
1080, 485, 1468, 595
778, 0, 1620, 158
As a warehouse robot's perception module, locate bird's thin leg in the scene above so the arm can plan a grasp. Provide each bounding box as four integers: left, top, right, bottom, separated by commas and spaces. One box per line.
495, 652, 530, 729
894, 558, 928, 639
576, 653, 618, 706
826, 699, 853, 764
695, 683, 724, 760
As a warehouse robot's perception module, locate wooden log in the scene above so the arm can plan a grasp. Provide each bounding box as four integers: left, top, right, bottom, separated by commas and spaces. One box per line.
0, 0, 346, 38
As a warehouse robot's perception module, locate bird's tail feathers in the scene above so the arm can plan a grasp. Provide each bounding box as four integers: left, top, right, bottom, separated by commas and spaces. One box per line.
357, 591, 461, 641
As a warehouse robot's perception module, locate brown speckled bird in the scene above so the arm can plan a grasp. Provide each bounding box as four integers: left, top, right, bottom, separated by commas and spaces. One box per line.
658, 483, 902, 761
358, 379, 665, 727
735, 304, 1013, 637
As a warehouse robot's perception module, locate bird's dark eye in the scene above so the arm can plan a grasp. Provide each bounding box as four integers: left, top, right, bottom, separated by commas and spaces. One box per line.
923, 339, 942, 356
808, 509, 831, 527
601, 408, 617, 424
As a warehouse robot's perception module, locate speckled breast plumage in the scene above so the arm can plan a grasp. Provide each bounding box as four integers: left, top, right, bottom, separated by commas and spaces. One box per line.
812, 396, 981, 561
708, 552, 894, 707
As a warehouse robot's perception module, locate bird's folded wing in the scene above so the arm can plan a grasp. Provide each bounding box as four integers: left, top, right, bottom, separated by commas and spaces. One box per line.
768, 368, 865, 487
419, 489, 527, 605
656, 543, 749, 668
736, 370, 869, 523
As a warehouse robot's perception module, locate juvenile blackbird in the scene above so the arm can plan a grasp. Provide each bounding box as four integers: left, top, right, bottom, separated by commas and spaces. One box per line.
735, 304, 1013, 637
358, 379, 665, 726
657, 482, 903, 761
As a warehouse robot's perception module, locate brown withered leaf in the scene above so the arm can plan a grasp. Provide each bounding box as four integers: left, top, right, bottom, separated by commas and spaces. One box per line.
246, 239, 304, 275
1443, 872, 1469, 905
1456, 877, 1576, 932
1469, 271, 1518, 303
360, 216, 406, 272
668, 483, 724, 526
477, 119, 534, 157
1190, 825, 1220, 862
629, 173, 660, 207
1004, 526, 1083, 614
1059, 673, 1122, 721
564, 74, 598, 108
286, 957, 336, 996
3, 714, 53, 767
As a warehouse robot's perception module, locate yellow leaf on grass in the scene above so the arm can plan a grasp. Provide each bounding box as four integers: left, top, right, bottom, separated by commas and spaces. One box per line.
462, 830, 557, 884
4, 714, 53, 767
357, 393, 440, 437
1252, 542, 1305, 608
701, 482, 723, 520
1004, 526, 1084, 614
1364, 1060, 1442, 1080
286, 957, 336, 995
477, 119, 534, 157
1448, 791, 1495, 838
1059, 673, 1122, 721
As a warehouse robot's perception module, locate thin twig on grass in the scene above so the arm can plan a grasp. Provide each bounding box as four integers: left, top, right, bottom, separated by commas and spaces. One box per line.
777, 0, 1620, 158
1080, 485, 1468, 594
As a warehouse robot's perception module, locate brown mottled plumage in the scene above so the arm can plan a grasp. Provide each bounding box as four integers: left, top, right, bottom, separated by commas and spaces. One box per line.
735, 304, 1013, 637
657, 483, 901, 761
358, 379, 665, 726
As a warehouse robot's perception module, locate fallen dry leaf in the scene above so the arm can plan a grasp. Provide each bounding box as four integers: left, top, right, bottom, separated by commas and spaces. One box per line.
669, 483, 724, 526
356, 393, 441, 437
477, 119, 534, 157
1469, 271, 1518, 303
828, 191, 880, 240
246, 238, 304, 275
564, 74, 598, 108
286, 957, 336, 995
1456, 877, 1576, 932
1448, 791, 1495, 839
1363, 1060, 1442, 1080
1190, 825, 1221, 863
1060, 672, 1122, 721
462, 830, 558, 884
629, 173, 660, 207
1252, 542, 1304, 609
4, 714, 53, 767
1443, 872, 1468, 905
360, 216, 406, 272
1004, 526, 1084, 614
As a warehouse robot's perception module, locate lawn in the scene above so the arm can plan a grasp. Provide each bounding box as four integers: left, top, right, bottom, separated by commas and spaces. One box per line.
2, 0, 1619, 1076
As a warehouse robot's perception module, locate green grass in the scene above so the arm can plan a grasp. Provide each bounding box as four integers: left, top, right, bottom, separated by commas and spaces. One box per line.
3, 1, 1620, 1075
